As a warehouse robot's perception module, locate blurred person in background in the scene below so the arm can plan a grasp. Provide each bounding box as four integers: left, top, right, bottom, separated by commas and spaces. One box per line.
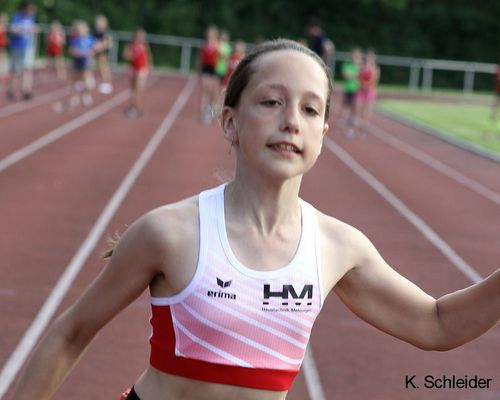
0, 13, 9, 95
355, 49, 380, 133
93, 14, 113, 94
45, 20, 67, 82
198, 25, 220, 125
340, 47, 362, 137
222, 39, 245, 87
122, 27, 152, 118
215, 30, 231, 84
52, 20, 97, 112
7, 1, 37, 101
306, 16, 334, 64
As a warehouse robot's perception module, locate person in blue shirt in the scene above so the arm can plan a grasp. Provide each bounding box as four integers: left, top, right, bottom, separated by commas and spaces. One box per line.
7, 1, 37, 101
52, 20, 97, 112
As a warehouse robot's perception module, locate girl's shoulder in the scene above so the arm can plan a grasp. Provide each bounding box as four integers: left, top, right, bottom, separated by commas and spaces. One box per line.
315, 208, 371, 253
139, 195, 199, 248
316, 210, 364, 244
128, 196, 200, 291
314, 208, 376, 292
109, 195, 199, 267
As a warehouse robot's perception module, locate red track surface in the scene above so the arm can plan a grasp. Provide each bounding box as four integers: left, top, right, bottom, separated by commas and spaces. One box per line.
0, 73, 498, 400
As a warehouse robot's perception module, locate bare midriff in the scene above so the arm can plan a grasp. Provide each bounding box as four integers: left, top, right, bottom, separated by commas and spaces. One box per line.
133, 366, 289, 400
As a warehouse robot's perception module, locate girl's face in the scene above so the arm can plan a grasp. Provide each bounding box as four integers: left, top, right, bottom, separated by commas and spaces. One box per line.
234, 42, 245, 56
76, 23, 88, 36
352, 50, 363, 65
366, 52, 376, 65
95, 17, 108, 30
224, 50, 329, 181
134, 31, 145, 42
206, 27, 218, 42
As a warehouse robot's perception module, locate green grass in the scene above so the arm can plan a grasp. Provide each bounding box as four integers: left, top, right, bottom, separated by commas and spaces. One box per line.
376, 85, 494, 97
377, 100, 500, 154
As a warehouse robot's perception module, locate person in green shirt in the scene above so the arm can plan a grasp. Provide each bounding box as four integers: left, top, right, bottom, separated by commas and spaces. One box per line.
215, 30, 232, 83
341, 47, 362, 137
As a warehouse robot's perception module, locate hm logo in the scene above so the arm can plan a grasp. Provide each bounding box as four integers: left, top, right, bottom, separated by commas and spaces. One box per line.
263, 284, 313, 306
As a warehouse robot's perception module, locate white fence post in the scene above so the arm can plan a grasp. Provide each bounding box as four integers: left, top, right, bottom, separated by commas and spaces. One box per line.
409, 62, 420, 92
180, 43, 192, 74
422, 63, 433, 92
464, 67, 475, 94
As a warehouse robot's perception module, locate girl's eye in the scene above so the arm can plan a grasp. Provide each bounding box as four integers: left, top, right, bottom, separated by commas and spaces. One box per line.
304, 106, 320, 116
261, 99, 280, 107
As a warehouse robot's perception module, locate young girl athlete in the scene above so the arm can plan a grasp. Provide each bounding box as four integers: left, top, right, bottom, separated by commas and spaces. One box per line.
122, 28, 152, 118
9, 39, 500, 400
355, 49, 380, 132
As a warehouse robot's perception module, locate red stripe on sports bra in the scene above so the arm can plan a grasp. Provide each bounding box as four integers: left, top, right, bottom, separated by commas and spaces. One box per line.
149, 305, 299, 391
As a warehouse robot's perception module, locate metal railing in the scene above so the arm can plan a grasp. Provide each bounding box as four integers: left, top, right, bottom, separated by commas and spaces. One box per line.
35, 25, 496, 94
331, 51, 496, 94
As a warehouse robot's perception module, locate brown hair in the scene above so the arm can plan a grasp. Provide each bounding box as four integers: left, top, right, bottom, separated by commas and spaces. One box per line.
102, 230, 121, 259
224, 38, 333, 121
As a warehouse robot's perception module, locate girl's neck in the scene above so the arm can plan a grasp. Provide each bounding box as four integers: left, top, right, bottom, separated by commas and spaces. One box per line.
225, 174, 302, 235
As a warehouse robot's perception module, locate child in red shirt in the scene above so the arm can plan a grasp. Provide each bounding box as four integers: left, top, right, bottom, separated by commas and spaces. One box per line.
223, 40, 246, 87
0, 13, 9, 93
198, 25, 220, 124
122, 28, 152, 118
46, 20, 67, 81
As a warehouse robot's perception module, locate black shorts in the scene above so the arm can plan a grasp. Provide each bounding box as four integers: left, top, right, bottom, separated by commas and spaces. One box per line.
343, 91, 356, 107
72, 57, 89, 71
201, 64, 216, 76
125, 387, 141, 400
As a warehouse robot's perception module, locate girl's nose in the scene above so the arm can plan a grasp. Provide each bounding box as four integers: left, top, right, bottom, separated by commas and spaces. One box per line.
279, 105, 300, 134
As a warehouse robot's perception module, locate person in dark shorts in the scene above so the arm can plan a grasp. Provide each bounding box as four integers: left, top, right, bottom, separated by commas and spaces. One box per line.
341, 47, 362, 137
306, 16, 334, 64
198, 25, 220, 124
92, 14, 113, 94
215, 30, 231, 83
52, 20, 96, 112
7, 1, 37, 101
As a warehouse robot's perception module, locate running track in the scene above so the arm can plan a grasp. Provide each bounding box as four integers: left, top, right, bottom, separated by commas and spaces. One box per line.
0, 73, 498, 400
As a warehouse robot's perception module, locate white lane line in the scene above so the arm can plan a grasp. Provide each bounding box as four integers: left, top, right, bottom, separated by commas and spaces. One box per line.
0, 87, 70, 119
367, 124, 500, 206
0, 89, 130, 173
0, 288, 16, 297
303, 346, 327, 400
0, 77, 196, 397
324, 137, 482, 284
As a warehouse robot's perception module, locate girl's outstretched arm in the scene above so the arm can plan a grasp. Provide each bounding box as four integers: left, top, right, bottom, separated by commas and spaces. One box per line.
433, 269, 500, 350
331, 225, 499, 351
10, 212, 168, 400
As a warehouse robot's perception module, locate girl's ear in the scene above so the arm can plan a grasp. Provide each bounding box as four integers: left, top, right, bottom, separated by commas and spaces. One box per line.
322, 122, 329, 137
318, 123, 329, 155
220, 106, 239, 144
